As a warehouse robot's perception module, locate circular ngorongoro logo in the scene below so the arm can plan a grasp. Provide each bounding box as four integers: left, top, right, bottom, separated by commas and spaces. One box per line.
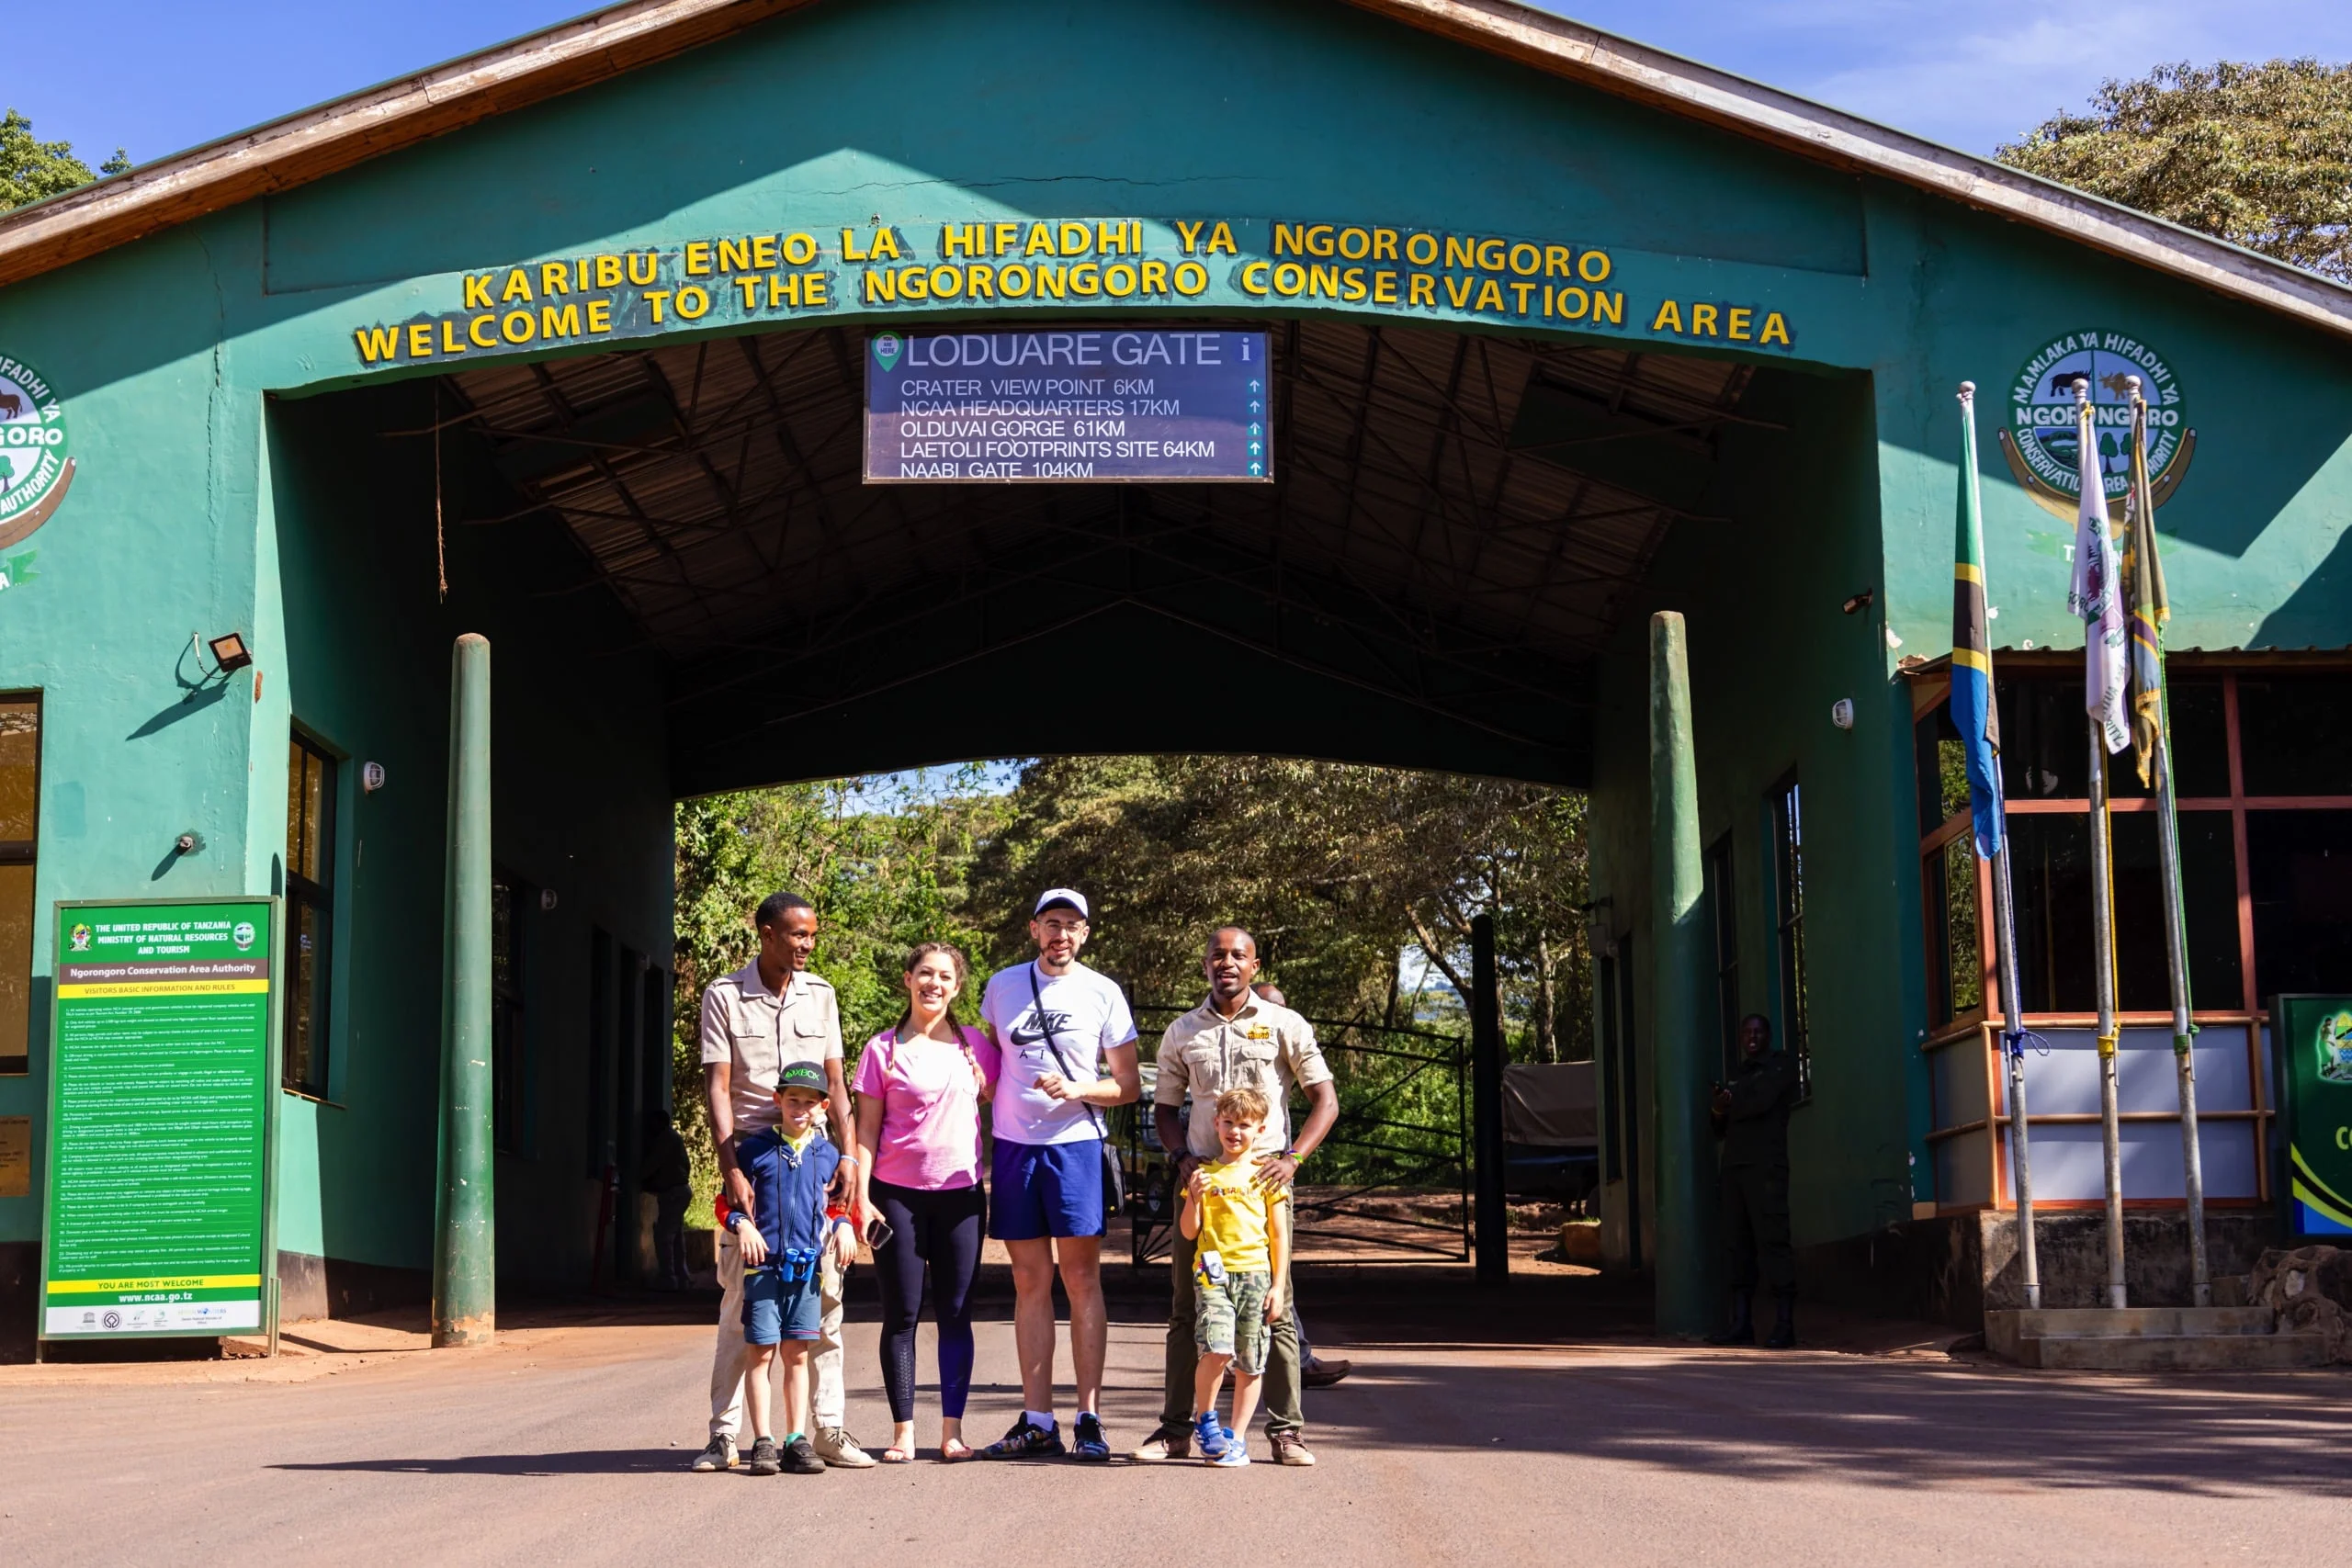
232, 921, 256, 953
2007, 331, 2189, 505
0, 354, 72, 549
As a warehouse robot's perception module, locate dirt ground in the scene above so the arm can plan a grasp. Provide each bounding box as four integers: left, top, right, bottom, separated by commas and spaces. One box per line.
4, 1255, 2346, 1566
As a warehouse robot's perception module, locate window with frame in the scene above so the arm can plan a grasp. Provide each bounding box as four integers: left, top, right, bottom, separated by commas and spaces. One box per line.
1706, 834, 1741, 1078
492, 871, 528, 1154
1915, 671, 2349, 1021
1916, 698, 1984, 1029
1596, 952, 1622, 1182
1770, 775, 1811, 1091
0, 694, 38, 1076
283, 732, 337, 1097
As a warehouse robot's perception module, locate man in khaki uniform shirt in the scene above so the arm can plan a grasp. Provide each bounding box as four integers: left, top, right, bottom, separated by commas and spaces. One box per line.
689, 892, 872, 1472
1131, 926, 1339, 1466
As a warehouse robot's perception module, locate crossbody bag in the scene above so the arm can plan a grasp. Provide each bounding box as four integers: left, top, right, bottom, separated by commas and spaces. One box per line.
1028, 964, 1126, 1215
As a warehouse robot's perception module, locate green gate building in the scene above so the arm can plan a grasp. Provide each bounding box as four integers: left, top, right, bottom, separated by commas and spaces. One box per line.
4, 0, 2349, 1351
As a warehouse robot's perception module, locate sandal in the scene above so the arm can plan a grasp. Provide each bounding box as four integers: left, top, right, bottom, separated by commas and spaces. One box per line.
880, 1445, 914, 1464
938, 1438, 974, 1463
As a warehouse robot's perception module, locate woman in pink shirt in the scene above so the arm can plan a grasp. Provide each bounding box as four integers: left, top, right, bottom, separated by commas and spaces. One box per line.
854, 942, 997, 1461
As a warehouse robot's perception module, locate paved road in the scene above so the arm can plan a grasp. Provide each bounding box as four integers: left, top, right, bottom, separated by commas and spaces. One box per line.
4, 1293, 2347, 1566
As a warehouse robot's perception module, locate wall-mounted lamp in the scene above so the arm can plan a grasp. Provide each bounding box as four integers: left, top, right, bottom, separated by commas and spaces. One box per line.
362, 761, 388, 793
1841, 589, 1874, 615
174, 831, 206, 856
1830, 698, 1856, 730
539, 888, 560, 912
207, 632, 254, 674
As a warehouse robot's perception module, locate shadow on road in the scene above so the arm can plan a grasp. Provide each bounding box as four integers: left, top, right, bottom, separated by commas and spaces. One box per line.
274, 1450, 686, 1477
1308, 1354, 2352, 1499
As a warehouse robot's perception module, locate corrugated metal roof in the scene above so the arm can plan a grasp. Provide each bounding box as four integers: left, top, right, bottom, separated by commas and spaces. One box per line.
448, 321, 1752, 690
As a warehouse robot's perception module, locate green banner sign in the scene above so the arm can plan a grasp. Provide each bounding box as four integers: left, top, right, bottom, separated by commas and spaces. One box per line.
40, 897, 281, 1341
2272, 993, 2352, 1240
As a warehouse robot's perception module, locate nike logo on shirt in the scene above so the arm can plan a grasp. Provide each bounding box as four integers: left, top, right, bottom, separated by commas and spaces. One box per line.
1008, 1010, 1072, 1047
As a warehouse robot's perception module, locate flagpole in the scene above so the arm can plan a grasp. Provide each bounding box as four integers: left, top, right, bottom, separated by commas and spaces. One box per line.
2088, 717, 2128, 1309
1960, 378, 2040, 1310
2130, 376, 2211, 1304
2077, 379, 2127, 1311
1991, 775, 2041, 1309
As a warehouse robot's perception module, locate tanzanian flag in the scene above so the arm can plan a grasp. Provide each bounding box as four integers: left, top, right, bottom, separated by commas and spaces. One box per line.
2125, 393, 2172, 788
1952, 383, 2002, 859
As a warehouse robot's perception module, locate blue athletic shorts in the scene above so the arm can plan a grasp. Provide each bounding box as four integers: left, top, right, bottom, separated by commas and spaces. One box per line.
988, 1138, 1105, 1241
741, 1265, 823, 1345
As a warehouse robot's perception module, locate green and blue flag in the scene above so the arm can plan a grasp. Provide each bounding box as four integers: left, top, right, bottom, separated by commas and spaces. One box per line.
1951, 383, 2003, 858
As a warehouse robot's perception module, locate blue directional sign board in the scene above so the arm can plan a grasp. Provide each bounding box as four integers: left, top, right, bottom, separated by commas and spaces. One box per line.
864, 328, 1272, 482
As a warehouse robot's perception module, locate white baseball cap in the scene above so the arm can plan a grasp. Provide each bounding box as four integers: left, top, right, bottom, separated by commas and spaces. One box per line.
1034, 887, 1090, 919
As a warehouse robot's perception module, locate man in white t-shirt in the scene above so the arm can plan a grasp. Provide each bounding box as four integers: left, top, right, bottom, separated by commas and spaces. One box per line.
975, 888, 1141, 1461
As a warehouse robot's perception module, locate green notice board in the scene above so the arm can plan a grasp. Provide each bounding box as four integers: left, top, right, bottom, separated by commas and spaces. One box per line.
40, 897, 281, 1341
2272, 993, 2352, 1240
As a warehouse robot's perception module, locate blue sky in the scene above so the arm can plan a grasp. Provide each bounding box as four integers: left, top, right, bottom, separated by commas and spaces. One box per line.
9, 1, 2351, 172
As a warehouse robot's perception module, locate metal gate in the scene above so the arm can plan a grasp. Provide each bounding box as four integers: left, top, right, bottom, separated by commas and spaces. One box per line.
1119, 1008, 1470, 1269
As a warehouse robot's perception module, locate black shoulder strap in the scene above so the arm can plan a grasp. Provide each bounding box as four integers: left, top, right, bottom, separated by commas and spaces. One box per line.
1028, 964, 1107, 1138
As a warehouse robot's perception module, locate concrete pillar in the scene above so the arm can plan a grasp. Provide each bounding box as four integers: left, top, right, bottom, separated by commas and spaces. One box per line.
1648, 612, 1713, 1335
433, 633, 495, 1347
1470, 912, 1508, 1285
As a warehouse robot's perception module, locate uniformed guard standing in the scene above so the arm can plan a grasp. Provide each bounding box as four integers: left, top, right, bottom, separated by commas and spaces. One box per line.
1706, 1013, 1801, 1348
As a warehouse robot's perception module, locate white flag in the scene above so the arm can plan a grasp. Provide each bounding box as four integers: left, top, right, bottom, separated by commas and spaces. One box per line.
2066, 398, 2129, 754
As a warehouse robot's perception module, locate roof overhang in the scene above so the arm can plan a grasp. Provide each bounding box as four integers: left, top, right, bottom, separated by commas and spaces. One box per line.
4, 0, 2349, 341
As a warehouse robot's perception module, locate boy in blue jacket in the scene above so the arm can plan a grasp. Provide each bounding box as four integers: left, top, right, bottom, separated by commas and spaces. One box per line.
725, 1061, 858, 1476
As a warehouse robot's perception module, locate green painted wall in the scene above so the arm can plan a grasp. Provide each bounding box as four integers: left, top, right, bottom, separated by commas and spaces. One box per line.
4, 0, 2351, 1295
264, 380, 673, 1280
1588, 367, 1913, 1264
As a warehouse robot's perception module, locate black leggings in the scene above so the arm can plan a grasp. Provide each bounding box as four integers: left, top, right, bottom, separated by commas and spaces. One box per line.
870, 1179, 987, 1422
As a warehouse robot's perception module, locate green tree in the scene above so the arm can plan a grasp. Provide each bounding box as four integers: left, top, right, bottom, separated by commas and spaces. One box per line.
1, 109, 129, 213
1997, 60, 2352, 281
969, 756, 1590, 1062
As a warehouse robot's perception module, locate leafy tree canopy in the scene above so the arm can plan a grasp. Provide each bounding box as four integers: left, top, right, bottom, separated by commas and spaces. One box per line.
1997, 59, 2352, 281
966, 756, 1591, 1061
0, 108, 129, 213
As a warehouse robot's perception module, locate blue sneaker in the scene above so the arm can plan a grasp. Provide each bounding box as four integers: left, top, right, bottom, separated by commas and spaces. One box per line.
980, 1416, 1065, 1460
1072, 1413, 1111, 1461
1193, 1411, 1228, 1460
1212, 1440, 1251, 1468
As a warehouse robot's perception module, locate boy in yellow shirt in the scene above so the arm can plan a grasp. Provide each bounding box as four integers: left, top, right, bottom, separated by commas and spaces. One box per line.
1178, 1086, 1289, 1469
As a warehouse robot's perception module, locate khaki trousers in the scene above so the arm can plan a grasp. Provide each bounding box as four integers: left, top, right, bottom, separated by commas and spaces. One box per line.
710, 1224, 846, 1439
1159, 1198, 1302, 1436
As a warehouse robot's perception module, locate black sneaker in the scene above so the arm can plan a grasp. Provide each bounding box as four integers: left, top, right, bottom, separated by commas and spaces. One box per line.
782, 1435, 826, 1475
979, 1416, 1065, 1459
745, 1436, 780, 1476
1072, 1413, 1111, 1461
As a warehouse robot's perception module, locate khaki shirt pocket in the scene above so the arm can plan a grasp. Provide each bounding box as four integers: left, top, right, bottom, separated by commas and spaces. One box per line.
1233, 1040, 1283, 1096
785, 1013, 832, 1067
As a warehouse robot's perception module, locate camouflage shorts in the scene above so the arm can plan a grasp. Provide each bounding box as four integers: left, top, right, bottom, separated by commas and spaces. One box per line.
1193, 1269, 1272, 1374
